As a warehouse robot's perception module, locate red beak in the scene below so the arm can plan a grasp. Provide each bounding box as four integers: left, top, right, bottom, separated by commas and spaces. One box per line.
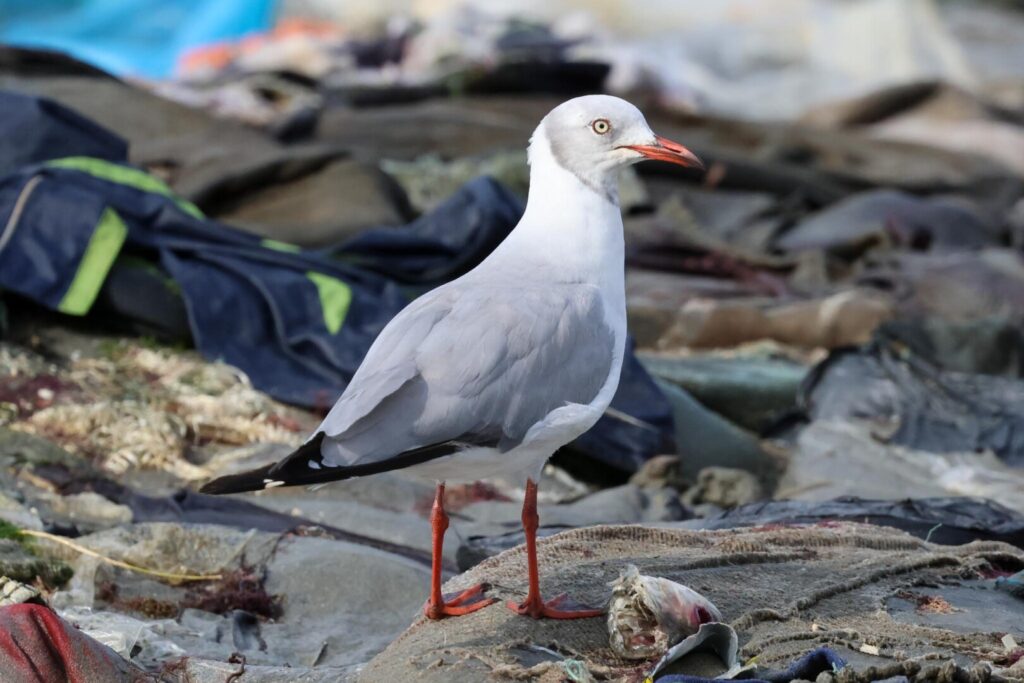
622, 134, 704, 169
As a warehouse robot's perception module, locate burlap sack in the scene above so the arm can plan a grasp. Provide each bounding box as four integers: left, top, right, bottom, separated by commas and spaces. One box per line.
362, 523, 1024, 682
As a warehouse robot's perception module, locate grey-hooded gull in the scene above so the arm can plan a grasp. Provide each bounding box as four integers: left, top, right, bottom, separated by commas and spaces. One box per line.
200, 95, 703, 620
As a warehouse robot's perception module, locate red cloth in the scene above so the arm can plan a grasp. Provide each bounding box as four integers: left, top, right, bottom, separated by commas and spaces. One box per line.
0, 604, 140, 683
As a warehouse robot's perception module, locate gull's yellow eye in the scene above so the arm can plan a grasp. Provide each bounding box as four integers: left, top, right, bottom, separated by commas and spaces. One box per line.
591, 118, 611, 135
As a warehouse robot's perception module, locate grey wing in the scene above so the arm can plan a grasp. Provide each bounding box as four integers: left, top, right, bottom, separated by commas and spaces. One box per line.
316, 281, 616, 468
314, 285, 452, 440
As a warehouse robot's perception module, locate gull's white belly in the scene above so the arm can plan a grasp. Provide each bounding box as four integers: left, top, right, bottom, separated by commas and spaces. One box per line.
402, 399, 609, 485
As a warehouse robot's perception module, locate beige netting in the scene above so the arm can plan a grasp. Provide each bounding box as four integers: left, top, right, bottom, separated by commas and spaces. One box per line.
361, 523, 1024, 682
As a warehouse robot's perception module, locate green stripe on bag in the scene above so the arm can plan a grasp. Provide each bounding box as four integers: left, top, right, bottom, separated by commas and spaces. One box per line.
306, 272, 352, 335
261, 238, 302, 253
47, 157, 204, 219
58, 207, 128, 316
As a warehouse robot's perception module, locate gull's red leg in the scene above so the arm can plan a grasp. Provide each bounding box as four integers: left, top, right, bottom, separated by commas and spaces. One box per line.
507, 478, 604, 619
424, 482, 496, 619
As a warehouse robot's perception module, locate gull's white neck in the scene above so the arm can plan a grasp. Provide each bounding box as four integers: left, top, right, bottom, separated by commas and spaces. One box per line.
483, 131, 626, 298
477, 125, 629, 434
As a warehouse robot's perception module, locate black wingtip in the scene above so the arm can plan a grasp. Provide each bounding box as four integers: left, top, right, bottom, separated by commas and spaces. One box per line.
199, 432, 470, 495
198, 433, 329, 495
198, 463, 277, 495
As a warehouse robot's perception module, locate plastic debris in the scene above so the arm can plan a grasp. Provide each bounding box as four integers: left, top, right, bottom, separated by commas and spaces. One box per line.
647, 622, 748, 680
0, 576, 44, 606
6, 341, 304, 480
996, 570, 1024, 599
607, 564, 721, 659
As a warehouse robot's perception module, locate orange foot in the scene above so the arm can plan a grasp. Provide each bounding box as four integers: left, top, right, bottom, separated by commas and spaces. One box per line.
424, 583, 497, 619
507, 593, 604, 619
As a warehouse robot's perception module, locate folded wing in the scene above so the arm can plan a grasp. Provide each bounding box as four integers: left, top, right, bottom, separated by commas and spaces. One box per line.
200, 279, 615, 493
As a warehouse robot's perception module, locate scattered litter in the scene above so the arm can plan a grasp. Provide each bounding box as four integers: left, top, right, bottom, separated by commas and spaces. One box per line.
0, 576, 44, 606
3, 3, 1024, 680
996, 570, 1024, 599
607, 564, 721, 659
0, 525, 74, 588
646, 621, 748, 680
59, 605, 172, 660
682, 466, 766, 510
5, 340, 304, 480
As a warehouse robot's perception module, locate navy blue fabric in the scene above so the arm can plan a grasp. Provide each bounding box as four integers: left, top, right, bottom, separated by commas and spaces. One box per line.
0, 173, 110, 310
0, 163, 407, 407
0, 91, 127, 176
656, 647, 846, 683
329, 177, 523, 286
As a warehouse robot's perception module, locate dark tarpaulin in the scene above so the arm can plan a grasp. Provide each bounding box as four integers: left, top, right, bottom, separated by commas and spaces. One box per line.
792, 341, 1024, 465
680, 496, 1024, 548
327, 178, 523, 286
657, 647, 846, 683
61, 477, 437, 569
0, 91, 127, 177
877, 316, 1024, 378
774, 188, 1000, 255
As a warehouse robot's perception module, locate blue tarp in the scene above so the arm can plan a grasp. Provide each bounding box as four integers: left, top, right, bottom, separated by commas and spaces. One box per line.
0, 0, 275, 77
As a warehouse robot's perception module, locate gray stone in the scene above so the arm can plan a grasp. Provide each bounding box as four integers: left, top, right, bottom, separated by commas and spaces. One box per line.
0, 491, 43, 531
264, 535, 428, 668
48, 523, 272, 577
38, 492, 133, 533
0, 538, 73, 586
629, 454, 689, 490
682, 467, 765, 509
52, 523, 429, 672
0, 428, 78, 468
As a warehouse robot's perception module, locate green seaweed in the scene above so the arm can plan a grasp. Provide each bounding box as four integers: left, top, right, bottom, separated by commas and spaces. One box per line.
0, 522, 74, 587
0, 538, 73, 587
0, 519, 25, 543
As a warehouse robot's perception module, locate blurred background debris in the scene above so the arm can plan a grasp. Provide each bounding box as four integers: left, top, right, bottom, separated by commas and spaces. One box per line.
1, 0, 1023, 681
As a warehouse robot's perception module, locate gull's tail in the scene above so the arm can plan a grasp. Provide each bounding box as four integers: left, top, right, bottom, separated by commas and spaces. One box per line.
198, 433, 331, 494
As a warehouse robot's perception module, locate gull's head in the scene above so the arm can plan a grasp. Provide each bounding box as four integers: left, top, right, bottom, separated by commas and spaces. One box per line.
530, 94, 703, 201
